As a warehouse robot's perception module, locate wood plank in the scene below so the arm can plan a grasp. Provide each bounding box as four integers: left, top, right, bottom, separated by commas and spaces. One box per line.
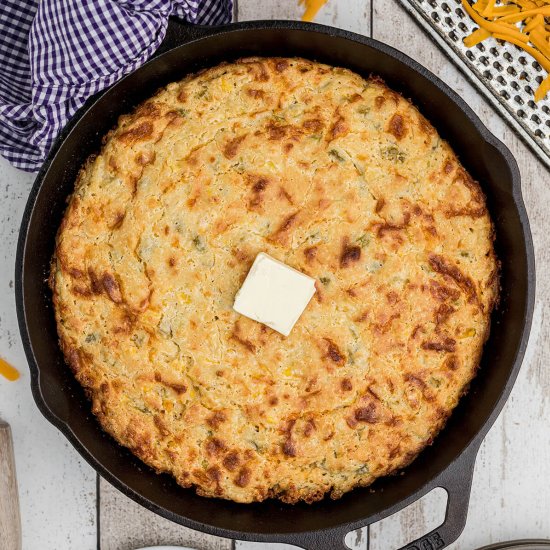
237, 0, 371, 35
235, 1, 371, 548
370, 0, 550, 548
0, 158, 98, 550
99, 478, 232, 550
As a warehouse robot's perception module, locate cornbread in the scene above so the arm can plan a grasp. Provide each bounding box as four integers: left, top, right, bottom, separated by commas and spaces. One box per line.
51, 57, 499, 503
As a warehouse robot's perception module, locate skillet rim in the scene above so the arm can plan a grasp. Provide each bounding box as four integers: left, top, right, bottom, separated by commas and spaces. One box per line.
14, 19, 535, 544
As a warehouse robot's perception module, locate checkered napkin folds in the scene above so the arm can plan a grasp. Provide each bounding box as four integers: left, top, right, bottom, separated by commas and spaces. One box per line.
0, 0, 232, 172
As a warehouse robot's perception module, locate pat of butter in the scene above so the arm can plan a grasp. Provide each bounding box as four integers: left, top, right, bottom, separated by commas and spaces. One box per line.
233, 253, 316, 336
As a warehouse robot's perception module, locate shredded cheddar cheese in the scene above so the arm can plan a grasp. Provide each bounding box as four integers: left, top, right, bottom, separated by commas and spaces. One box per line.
0, 357, 19, 382
299, 0, 328, 21
462, 0, 550, 101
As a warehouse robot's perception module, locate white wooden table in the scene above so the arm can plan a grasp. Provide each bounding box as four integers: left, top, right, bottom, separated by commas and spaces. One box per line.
1, 1, 549, 549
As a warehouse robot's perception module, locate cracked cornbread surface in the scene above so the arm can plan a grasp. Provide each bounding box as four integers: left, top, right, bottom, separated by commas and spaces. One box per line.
51, 57, 499, 503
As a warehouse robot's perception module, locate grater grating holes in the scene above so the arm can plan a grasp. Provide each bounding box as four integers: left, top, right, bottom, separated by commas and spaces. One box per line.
402, 0, 550, 167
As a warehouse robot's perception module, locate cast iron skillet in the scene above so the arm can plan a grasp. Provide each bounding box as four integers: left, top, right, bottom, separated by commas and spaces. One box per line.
15, 19, 535, 550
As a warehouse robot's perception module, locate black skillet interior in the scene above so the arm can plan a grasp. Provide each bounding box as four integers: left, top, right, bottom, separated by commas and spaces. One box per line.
16, 19, 534, 550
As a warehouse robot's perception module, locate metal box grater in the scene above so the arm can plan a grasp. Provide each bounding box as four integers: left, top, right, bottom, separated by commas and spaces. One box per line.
400, 0, 550, 170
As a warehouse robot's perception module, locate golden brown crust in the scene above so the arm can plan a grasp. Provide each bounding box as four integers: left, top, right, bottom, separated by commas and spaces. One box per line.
51, 57, 499, 503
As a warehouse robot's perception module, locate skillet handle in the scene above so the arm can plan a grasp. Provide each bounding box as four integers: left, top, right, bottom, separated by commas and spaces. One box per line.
396, 443, 480, 550
286, 527, 354, 550
286, 443, 480, 550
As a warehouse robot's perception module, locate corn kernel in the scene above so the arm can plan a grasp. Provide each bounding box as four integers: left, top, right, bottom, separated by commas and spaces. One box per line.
163, 399, 174, 412
221, 78, 232, 93
179, 292, 191, 304
460, 327, 476, 338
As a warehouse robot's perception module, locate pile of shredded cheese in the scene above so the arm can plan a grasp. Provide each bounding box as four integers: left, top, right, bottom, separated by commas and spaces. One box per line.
462, 0, 550, 101
300, 0, 328, 21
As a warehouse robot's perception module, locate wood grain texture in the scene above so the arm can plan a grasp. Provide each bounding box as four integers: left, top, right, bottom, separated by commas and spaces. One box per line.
370, 0, 550, 548
0, 421, 21, 550
99, 478, 232, 550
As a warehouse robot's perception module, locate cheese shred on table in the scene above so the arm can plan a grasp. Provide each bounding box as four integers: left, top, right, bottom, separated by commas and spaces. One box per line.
299, 0, 328, 21
462, 0, 550, 101
0, 357, 19, 382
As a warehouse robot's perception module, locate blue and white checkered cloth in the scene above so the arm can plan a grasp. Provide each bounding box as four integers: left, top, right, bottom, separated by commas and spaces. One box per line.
0, 0, 232, 172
